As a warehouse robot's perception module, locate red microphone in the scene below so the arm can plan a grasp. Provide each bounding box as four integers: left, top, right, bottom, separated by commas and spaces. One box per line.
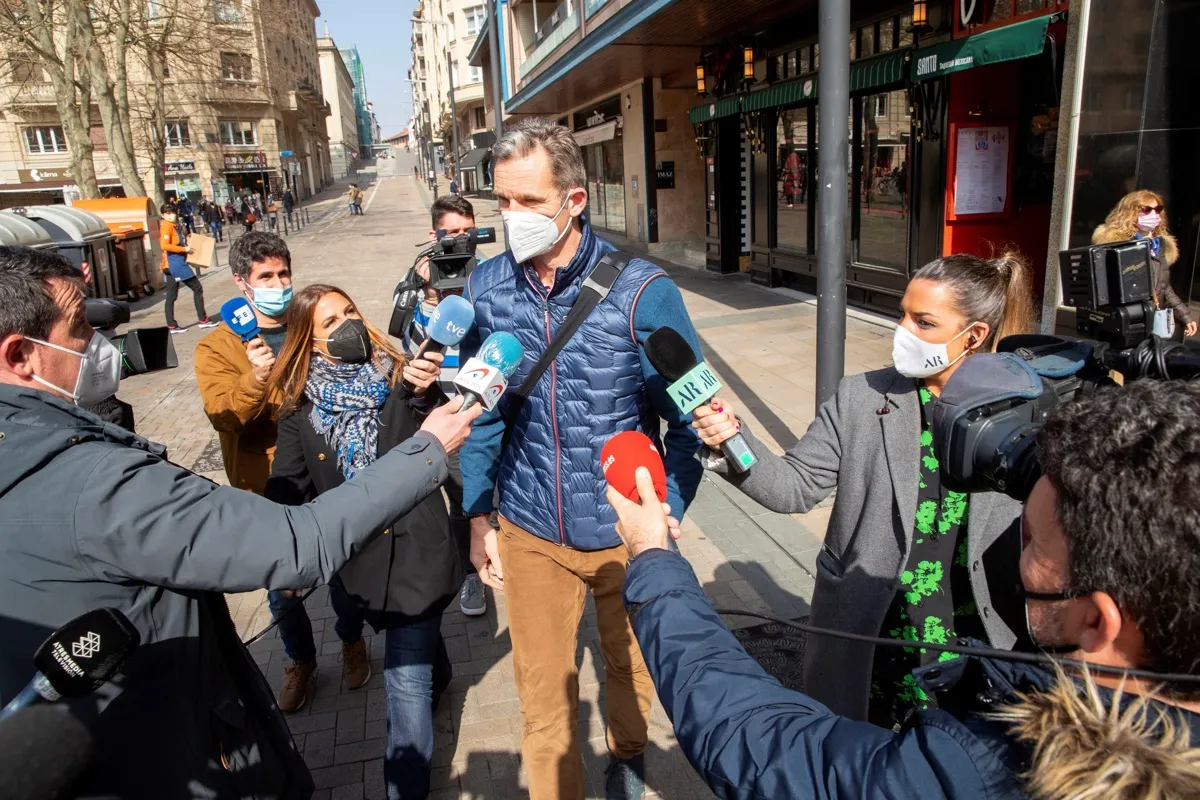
601, 431, 667, 503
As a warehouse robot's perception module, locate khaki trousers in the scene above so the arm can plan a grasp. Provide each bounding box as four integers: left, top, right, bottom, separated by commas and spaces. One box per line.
498, 517, 654, 800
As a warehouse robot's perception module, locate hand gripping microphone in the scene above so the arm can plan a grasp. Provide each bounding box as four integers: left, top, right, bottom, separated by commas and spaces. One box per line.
402, 295, 475, 392
0, 608, 140, 722
0, 706, 94, 800
454, 331, 525, 412
645, 326, 757, 473
220, 296, 260, 343
601, 431, 668, 503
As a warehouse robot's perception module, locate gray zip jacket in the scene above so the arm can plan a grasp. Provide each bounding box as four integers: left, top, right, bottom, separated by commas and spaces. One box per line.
0, 385, 448, 799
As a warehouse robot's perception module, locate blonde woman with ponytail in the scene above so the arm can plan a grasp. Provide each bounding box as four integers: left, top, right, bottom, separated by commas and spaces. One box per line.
692, 252, 1035, 726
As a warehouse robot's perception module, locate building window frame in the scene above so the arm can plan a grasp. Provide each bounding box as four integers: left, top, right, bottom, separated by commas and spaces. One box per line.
23, 125, 68, 155
164, 119, 191, 148
464, 5, 486, 35
219, 119, 258, 146
220, 51, 253, 82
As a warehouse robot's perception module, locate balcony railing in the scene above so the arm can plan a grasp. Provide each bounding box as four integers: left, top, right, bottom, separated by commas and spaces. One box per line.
583, 0, 610, 19
519, 2, 579, 79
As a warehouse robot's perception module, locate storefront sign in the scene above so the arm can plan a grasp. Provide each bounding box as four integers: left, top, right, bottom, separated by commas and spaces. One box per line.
18, 167, 72, 182
573, 95, 623, 132
224, 152, 268, 171
165, 160, 196, 173
573, 120, 618, 148
655, 161, 675, 189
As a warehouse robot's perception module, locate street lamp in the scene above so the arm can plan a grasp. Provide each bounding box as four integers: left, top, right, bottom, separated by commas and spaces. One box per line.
411, 16, 461, 189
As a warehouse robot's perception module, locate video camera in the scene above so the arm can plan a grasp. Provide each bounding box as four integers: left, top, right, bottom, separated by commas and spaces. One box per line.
932, 239, 1200, 501
417, 227, 496, 295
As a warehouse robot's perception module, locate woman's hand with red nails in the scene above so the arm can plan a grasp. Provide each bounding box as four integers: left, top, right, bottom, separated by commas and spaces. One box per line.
691, 395, 741, 448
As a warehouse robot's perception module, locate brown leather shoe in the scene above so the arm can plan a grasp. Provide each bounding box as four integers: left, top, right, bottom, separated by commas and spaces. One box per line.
278, 661, 316, 713
342, 638, 371, 690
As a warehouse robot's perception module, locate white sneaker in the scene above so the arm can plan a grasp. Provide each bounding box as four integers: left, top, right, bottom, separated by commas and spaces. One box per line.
459, 573, 486, 616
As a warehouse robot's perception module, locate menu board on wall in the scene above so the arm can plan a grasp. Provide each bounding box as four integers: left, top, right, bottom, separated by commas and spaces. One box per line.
953, 126, 1010, 216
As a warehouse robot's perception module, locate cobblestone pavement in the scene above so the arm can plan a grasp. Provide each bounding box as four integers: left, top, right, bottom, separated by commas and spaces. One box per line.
115, 157, 894, 799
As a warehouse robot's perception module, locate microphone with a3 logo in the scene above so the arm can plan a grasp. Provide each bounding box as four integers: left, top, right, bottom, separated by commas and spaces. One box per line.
403, 295, 476, 392
454, 332, 525, 413
0, 608, 140, 722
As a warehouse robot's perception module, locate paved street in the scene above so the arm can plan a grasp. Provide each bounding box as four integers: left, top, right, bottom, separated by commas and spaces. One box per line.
114, 161, 894, 799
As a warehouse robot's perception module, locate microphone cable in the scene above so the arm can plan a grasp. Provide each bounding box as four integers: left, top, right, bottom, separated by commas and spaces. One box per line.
241, 587, 320, 648
713, 608, 1200, 686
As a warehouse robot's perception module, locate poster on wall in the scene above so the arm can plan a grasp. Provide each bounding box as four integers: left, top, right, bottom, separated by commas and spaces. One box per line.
952, 126, 1010, 216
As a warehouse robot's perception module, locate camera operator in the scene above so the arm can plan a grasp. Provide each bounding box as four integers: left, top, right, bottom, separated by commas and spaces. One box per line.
611, 378, 1200, 799
0, 246, 483, 798
405, 194, 487, 617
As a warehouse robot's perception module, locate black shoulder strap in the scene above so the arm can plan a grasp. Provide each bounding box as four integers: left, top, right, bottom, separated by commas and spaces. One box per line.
499, 251, 632, 455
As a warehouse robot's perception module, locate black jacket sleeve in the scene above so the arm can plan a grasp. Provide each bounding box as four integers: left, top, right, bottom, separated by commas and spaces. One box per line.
264, 412, 313, 506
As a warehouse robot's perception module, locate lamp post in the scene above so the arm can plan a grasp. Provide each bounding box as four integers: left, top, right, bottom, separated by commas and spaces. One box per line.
488, 0, 504, 138
412, 16, 461, 189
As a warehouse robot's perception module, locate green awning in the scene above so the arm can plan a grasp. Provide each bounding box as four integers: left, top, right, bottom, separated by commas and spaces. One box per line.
688, 94, 744, 124
910, 12, 1065, 82
851, 49, 911, 93
742, 73, 818, 112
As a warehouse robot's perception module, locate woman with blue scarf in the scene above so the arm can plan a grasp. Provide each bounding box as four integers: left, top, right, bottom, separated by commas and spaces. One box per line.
264, 284, 460, 800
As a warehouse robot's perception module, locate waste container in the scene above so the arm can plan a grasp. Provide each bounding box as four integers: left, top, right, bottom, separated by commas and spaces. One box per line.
73, 198, 163, 293
15, 206, 119, 299
0, 212, 58, 251
109, 230, 153, 301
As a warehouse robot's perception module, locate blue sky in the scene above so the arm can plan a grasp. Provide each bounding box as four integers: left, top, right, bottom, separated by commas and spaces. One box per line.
317, 0, 420, 138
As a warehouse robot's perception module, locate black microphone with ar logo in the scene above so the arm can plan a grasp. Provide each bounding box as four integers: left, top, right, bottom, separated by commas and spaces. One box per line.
0, 608, 140, 722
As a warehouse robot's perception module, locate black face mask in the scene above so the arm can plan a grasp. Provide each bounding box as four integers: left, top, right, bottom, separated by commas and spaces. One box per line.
317, 318, 371, 364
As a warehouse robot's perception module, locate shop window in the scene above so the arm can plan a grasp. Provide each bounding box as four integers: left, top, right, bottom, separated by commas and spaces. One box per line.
221, 52, 253, 82
898, 15, 913, 47
164, 119, 191, 147
880, 18, 895, 51
24, 126, 67, 154
857, 88, 911, 271
776, 108, 810, 252
813, 42, 819, 70
989, 0, 1014, 23
787, 50, 798, 78
860, 24, 876, 58
219, 119, 257, 146
800, 46, 811, 75
849, 31, 858, 60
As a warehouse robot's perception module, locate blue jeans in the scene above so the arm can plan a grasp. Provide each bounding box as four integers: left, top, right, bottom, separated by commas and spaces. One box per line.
383, 616, 451, 800
267, 577, 364, 664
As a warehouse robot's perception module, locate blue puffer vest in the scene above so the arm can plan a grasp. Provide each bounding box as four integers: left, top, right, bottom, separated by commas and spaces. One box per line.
468, 224, 665, 551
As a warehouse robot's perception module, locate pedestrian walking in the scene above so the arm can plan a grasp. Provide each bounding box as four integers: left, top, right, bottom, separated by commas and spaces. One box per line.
225, 199, 237, 226
692, 252, 1036, 726
159, 203, 217, 333
461, 118, 704, 799
1093, 189, 1196, 338
178, 196, 196, 233
200, 199, 223, 242
449, 176, 460, 196
266, 284, 456, 799
345, 183, 363, 215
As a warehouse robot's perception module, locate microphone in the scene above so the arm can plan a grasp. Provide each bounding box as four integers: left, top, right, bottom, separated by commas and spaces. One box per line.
0, 608, 140, 722
601, 431, 667, 503
0, 707, 94, 800
403, 295, 475, 391
645, 326, 757, 473
220, 296, 260, 343
454, 331, 525, 412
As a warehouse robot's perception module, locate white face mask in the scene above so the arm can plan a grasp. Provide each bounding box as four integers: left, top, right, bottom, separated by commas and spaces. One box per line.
1136, 211, 1160, 233
27, 331, 123, 406
501, 196, 572, 264
892, 323, 977, 379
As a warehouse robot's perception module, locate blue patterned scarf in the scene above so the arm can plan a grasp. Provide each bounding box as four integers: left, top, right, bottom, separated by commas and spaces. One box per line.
306, 355, 394, 480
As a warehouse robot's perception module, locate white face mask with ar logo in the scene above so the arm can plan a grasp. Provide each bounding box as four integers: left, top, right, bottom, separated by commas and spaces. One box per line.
891, 323, 978, 379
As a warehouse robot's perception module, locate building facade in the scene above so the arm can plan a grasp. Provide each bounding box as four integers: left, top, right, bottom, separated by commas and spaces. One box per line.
340, 46, 376, 152
318, 31, 360, 178
0, 0, 332, 208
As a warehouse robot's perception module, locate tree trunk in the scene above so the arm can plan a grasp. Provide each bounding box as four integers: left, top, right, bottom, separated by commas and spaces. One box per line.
144, 44, 167, 208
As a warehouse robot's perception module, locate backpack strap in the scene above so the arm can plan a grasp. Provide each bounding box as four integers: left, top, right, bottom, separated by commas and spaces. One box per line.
498, 251, 632, 457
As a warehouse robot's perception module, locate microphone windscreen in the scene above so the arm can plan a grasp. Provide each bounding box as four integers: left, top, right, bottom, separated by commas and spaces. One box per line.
220, 297, 259, 342
477, 332, 525, 379
601, 431, 668, 503
84, 298, 130, 329
0, 707, 94, 800
645, 327, 699, 383
426, 295, 475, 347
34, 608, 140, 699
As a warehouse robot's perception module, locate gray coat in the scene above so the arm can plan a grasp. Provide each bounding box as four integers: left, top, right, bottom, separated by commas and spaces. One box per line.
0, 385, 449, 799
711, 367, 1022, 720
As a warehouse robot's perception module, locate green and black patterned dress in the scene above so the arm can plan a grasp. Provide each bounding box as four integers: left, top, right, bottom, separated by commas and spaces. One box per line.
868, 384, 988, 727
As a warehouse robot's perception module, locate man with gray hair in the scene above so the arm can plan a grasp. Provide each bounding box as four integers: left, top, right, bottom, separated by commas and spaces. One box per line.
458, 117, 704, 799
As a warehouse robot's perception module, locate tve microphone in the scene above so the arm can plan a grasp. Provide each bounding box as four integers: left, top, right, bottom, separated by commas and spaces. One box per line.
403, 295, 476, 392
220, 296, 260, 342
0, 608, 140, 722
601, 431, 667, 503
645, 326, 757, 473
454, 332, 524, 412
0, 707, 94, 800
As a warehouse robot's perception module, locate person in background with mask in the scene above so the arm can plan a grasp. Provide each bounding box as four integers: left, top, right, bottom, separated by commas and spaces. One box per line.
1093, 189, 1196, 338
160, 202, 217, 333
459, 117, 703, 800
0, 245, 483, 798
692, 253, 1035, 727
264, 285, 453, 799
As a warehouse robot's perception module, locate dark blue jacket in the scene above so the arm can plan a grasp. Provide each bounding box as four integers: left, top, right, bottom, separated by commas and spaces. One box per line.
625, 549, 1200, 799
458, 223, 703, 550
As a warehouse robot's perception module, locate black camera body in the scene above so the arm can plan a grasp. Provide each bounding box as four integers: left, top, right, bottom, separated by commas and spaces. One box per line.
424, 227, 496, 295
932, 240, 1200, 501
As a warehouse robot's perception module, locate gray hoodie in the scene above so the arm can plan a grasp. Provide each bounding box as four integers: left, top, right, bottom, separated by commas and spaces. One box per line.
0, 384, 448, 798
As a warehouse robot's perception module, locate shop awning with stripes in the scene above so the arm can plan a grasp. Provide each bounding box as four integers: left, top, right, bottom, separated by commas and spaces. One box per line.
688, 48, 912, 123
910, 11, 1065, 81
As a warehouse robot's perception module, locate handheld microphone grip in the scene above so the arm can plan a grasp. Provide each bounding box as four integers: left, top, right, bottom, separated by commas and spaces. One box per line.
717, 430, 757, 473
402, 295, 476, 393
